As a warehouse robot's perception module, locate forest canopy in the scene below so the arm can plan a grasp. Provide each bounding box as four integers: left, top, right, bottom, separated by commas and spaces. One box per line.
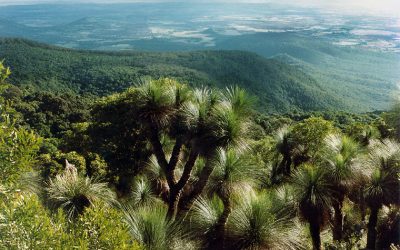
0, 50, 399, 250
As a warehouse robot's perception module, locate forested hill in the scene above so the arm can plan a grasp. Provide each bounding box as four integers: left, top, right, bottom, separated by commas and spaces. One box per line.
1, 38, 349, 113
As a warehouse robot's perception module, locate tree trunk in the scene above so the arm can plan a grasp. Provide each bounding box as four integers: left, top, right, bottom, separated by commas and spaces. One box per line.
214, 196, 231, 250
166, 149, 199, 218
332, 199, 344, 241
178, 156, 215, 215
168, 137, 183, 173
366, 207, 379, 250
167, 188, 181, 219
309, 218, 321, 250
284, 155, 292, 175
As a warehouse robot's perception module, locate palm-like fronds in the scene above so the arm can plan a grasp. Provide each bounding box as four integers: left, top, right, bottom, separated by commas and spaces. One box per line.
293, 164, 333, 220
182, 87, 217, 138
324, 134, 362, 189
189, 195, 224, 247
361, 140, 400, 249
323, 134, 362, 240
292, 164, 333, 250
135, 78, 178, 127
363, 139, 400, 207
130, 177, 157, 208
223, 86, 255, 115
227, 192, 304, 250
123, 204, 187, 250
145, 155, 169, 200
271, 125, 298, 177
46, 169, 116, 219
207, 148, 254, 199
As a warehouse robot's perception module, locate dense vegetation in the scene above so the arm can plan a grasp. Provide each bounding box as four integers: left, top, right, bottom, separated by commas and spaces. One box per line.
0, 38, 370, 113
1, 58, 399, 249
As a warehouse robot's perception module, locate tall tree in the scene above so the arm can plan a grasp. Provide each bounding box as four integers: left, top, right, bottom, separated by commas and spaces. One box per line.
293, 164, 333, 250
104, 79, 253, 217
323, 134, 361, 241
362, 140, 400, 249
191, 148, 255, 249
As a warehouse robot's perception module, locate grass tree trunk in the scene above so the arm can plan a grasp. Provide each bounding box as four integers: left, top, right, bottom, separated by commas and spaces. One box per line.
178, 156, 215, 215
309, 217, 322, 250
149, 124, 201, 219
214, 196, 232, 250
332, 198, 344, 241
167, 188, 181, 218
366, 207, 379, 250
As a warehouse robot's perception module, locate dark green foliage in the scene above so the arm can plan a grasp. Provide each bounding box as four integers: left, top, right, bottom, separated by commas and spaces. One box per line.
0, 38, 358, 113
12, 91, 90, 138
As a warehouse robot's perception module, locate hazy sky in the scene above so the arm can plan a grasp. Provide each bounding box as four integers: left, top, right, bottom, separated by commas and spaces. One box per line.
0, 0, 399, 17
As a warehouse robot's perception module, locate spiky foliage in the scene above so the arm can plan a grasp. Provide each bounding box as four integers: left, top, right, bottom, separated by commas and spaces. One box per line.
189, 196, 225, 248
363, 139, 400, 208
177, 86, 252, 214
130, 177, 157, 208
123, 204, 188, 250
223, 86, 255, 116
324, 134, 361, 184
145, 155, 169, 200
207, 148, 254, 199
46, 169, 116, 219
323, 134, 361, 240
227, 192, 304, 250
292, 164, 333, 250
134, 78, 178, 128
361, 139, 400, 249
272, 125, 295, 177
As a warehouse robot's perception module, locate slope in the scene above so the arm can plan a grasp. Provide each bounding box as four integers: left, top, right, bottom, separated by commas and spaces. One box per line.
0, 38, 349, 113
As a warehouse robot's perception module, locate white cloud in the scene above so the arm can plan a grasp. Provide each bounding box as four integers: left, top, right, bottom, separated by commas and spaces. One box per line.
0, 0, 399, 17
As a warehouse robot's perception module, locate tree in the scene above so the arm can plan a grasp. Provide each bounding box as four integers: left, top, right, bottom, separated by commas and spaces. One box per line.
292, 164, 334, 250
107, 79, 253, 218
123, 204, 189, 250
323, 134, 361, 241
227, 192, 304, 250
270, 117, 334, 181
0, 61, 42, 186
361, 140, 400, 249
290, 117, 334, 163
45, 164, 116, 219
384, 100, 400, 140
192, 148, 256, 249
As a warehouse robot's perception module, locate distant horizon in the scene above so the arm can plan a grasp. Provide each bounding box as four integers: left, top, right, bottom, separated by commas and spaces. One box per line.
0, 0, 399, 18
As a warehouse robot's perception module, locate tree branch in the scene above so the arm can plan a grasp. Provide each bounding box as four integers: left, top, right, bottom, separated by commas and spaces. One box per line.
175, 148, 199, 191
148, 124, 174, 187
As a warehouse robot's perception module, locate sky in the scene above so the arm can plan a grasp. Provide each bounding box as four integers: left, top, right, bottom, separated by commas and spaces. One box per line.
0, 0, 398, 17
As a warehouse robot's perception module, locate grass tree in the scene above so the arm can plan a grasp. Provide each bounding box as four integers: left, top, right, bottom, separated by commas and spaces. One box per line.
129, 177, 157, 208
227, 192, 304, 250
323, 134, 361, 241
127, 79, 253, 217
123, 204, 189, 250
273, 126, 295, 177
292, 164, 334, 250
361, 139, 400, 249
190, 195, 225, 249
46, 166, 116, 219
191, 148, 255, 249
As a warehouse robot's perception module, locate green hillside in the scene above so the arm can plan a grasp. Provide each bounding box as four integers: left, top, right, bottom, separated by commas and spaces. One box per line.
0, 38, 359, 113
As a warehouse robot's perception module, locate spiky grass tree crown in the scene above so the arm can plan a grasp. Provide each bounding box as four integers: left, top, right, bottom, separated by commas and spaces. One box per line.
123, 204, 188, 250
323, 134, 361, 186
227, 192, 304, 250
363, 139, 400, 208
207, 148, 255, 199
133, 78, 187, 128
46, 168, 116, 219
190, 195, 225, 247
292, 164, 333, 222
